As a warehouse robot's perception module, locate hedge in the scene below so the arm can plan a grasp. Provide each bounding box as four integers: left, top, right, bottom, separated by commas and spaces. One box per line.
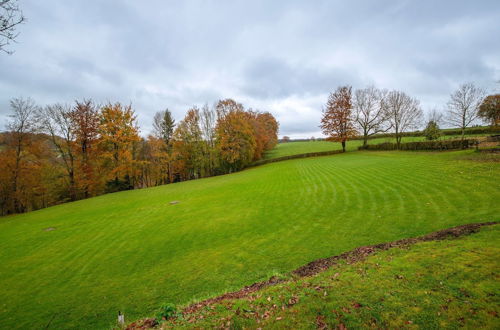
249, 149, 344, 167
358, 139, 478, 151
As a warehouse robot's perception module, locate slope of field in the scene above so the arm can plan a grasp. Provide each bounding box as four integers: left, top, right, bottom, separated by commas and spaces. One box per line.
264, 134, 486, 160
0, 151, 499, 329
158, 224, 499, 329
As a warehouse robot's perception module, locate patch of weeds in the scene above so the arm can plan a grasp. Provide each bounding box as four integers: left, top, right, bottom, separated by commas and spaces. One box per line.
155, 303, 177, 322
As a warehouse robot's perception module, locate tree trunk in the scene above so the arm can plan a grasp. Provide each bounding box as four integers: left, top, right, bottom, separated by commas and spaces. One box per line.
341, 141, 346, 152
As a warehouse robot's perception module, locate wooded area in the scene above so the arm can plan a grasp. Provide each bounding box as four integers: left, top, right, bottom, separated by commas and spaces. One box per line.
0, 98, 278, 215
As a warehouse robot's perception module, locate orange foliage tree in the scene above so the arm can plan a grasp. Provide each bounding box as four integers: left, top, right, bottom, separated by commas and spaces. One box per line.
320, 86, 357, 152
98, 102, 140, 192
215, 100, 256, 172
70, 99, 100, 197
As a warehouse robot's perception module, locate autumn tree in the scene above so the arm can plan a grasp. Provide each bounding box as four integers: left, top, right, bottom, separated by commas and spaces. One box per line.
70, 99, 100, 197
478, 94, 500, 126
39, 103, 78, 201
446, 82, 486, 140
99, 102, 140, 192
172, 107, 204, 180
1, 97, 39, 213
216, 99, 256, 171
0, 0, 25, 54
216, 98, 244, 119
383, 91, 423, 149
353, 86, 390, 146
320, 86, 357, 152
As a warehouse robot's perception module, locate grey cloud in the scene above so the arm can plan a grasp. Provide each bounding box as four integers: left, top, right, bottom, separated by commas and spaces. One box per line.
1, 0, 499, 137
241, 57, 361, 99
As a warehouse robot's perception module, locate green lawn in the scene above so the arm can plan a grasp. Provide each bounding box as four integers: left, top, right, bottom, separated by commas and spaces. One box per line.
166, 224, 500, 328
265, 134, 486, 160
0, 151, 499, 329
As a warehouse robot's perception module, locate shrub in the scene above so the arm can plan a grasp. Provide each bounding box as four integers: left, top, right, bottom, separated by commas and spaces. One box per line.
358, 139, 477, 151
156, 303, 177, 322
423, 121, 441, 140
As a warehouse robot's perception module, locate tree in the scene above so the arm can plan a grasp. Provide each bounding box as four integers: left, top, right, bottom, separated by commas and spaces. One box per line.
215, 98, 244, 119
478, 94, 500, 126
152, 109, 175, 183
423, 120, 441, 140
353, 86, 390, 146
216, 100, 256, 172
446, 82, 486, 140
172, 107, 204, 180
153, 109, 176, 145
3, 97, 38, 213
0, 0, 25, 54
40, 104, 78, 201
99, 102, 140, 191
427, 108, 443, 125
70, 99, 100, 197
383, 90, 423, 149
200, 104, 218, 176
320, 86, 357, 152
256, 112, 279, 151
282, 136, 290, 142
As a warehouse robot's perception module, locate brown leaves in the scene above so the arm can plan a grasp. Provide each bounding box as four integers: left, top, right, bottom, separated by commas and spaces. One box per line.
320, 86, 357, 150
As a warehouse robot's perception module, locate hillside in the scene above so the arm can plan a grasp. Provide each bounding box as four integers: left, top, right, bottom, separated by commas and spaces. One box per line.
151, 223, 499, 329
0, 149, 498, 329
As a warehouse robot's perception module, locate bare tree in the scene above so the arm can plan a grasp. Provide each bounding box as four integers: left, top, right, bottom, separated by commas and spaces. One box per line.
353, 86, 390, 146
40, 104, 78, 201
0, 0, 25, 54
152, 109, 175, 183
153, 109, 175, 146
200, 103, 217, 175
427, 108, 443, 125
383, 91, 423, 149
446, 82, 486, 140
6, 97, 38, 212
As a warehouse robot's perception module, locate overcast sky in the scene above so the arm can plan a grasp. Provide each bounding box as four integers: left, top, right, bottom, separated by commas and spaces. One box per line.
1, 0, 499, 138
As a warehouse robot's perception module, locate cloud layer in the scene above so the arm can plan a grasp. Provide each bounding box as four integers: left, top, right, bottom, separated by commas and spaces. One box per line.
1, 0, 499, 138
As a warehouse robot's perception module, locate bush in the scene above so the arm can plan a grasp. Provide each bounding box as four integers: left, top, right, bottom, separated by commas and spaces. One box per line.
424, 121, 441, 140
156, 303, 177, 322
358, 139, 478, 151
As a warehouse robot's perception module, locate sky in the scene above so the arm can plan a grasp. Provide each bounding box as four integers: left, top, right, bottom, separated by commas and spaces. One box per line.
1, 0, 499, 138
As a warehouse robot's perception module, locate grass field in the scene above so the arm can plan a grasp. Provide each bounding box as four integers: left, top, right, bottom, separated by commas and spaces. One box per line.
1, 150, 499, 329
264, 134, 486, 160
164, 224, 500, 328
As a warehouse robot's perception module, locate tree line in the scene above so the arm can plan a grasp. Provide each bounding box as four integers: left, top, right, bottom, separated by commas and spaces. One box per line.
0, 98, 278, 215
321, 82, 499, 150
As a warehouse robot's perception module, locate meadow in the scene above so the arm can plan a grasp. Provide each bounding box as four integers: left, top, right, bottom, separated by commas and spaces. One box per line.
1, 149, 499, 329
264, 134, 486, 159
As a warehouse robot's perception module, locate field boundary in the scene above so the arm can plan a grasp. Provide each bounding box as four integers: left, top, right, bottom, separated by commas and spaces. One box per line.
127, 221, 498, 328
250, 149, 344, 167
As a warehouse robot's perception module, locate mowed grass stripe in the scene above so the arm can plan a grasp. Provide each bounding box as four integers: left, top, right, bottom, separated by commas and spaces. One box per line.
0, 151, 498, 329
